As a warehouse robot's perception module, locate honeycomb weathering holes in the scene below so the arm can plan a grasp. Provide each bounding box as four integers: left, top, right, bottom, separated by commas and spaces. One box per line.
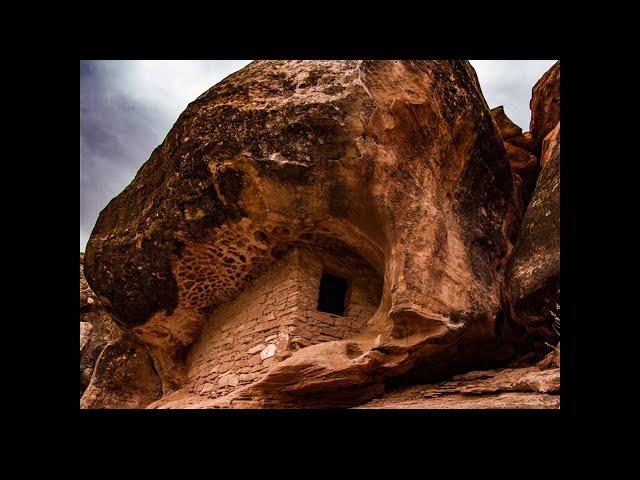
173, 221, 382, 312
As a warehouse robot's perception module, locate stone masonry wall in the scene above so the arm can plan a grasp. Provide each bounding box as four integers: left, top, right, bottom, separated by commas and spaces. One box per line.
287, 249, 382, 351
186, 247, 382, 399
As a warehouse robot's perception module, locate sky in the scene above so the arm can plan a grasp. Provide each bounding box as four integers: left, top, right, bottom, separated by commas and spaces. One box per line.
80, 59, 556, 251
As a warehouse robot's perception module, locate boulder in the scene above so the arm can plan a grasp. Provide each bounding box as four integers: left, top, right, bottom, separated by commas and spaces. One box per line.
80, 322, 92, 356
537, 342, 560, 369
80, 253, 122, 397
80, 252, 98, 308
85, 60, 522, 408
490, 108, 539, 201
490, 106, 522, 140
505, 142, 537, 177
540, 121, 560, 169
80, 334, 163, 409
506, 131, 537, 153
505, 119, 560, 349
530, 61, 560, 149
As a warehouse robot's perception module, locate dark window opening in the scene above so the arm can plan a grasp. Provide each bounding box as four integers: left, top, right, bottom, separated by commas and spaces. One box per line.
317, 272, 348, 316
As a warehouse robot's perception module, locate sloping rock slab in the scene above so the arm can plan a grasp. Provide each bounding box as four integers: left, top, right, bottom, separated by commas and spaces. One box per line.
357, 367, 559, 409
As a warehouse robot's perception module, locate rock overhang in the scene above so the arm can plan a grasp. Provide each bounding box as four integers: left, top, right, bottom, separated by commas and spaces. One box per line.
85, 60, 522, 406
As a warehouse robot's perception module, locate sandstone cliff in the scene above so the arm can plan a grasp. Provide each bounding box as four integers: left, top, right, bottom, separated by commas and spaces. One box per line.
80, 60, 560, 409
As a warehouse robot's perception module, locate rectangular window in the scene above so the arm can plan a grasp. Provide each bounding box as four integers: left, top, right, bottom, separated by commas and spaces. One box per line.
317, 272, 348, 316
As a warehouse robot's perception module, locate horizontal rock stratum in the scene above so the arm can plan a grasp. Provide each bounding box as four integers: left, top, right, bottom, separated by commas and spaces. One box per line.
82, 60, 559, 408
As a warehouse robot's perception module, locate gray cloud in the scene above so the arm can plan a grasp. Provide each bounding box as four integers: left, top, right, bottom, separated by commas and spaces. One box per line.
470, 60, 557, 129
80, 60, 252, 250
80, 60, 557, 251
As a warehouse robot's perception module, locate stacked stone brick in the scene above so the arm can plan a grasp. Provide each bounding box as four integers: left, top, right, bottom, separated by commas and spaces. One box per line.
186, 247, 382, 398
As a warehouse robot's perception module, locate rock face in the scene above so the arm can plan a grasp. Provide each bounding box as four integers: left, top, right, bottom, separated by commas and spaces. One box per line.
504, 143, 537, 180
490, 106, 522, 140
530, 61, 560, 149
490, 107, 539, 211
505, 118, 560, 349
540, 121, 560, 169
80, 334, 163, 409
80, 253, 122, 397
80, 322, 92, 353
85, 60, 523, 408
537, 342, 560, 369
358, 364, 559, 409
506, 132, 537, 153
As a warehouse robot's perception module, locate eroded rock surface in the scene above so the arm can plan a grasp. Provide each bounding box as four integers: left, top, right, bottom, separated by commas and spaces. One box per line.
530, 61, 560, 149
80, 322, 92, 354
505, 120, 560, 349
489, 106, 540, 207
504, 143, 537, 177
80, 334, 163, 409
491, 106, 522, 140
537, 342, 560, 369
84, 60, 524, 408
357, 365, 559, 409
80, 253, 122, 398
540, 121, 560, 169
148, 361, 560, 409
507, 132, 537, 153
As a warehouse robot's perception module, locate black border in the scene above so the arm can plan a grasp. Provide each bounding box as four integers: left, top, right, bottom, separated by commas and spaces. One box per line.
33, 27, 578, 439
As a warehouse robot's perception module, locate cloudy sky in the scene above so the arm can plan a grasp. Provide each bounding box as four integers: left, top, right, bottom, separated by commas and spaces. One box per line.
80, 59, 556, 251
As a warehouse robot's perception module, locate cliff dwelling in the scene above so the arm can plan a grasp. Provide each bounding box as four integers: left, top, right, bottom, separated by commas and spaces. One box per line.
81, 60, 560, 409
185, 240, 383, 399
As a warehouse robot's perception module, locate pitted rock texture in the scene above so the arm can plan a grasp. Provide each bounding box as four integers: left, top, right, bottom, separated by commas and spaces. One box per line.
530, 61, 560, 149
505, 120, 560, 349
184, 246, 382, 399
85, 60, 523, 408
80, 253, 123, 398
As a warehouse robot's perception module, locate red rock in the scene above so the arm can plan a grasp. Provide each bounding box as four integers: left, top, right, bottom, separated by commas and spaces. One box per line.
537, 342, 560, 369
506, 131, 537, 153
512, 172, 525, 212
530, 61, 560, 148
84, 60, 523, 408
505, 121, 560, 348
504, 142, 540, 204
149, 365, 560, 409
79, 253, 122, 398
490, 106, 522, 140
505, 142, 537, 176
80, 334, 163, 409
80, 322, 92, 355
540, 121, 560, 169
356, 366, 559, 409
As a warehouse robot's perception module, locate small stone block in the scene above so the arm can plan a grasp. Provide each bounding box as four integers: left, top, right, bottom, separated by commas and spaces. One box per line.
260, 344, 277, 360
